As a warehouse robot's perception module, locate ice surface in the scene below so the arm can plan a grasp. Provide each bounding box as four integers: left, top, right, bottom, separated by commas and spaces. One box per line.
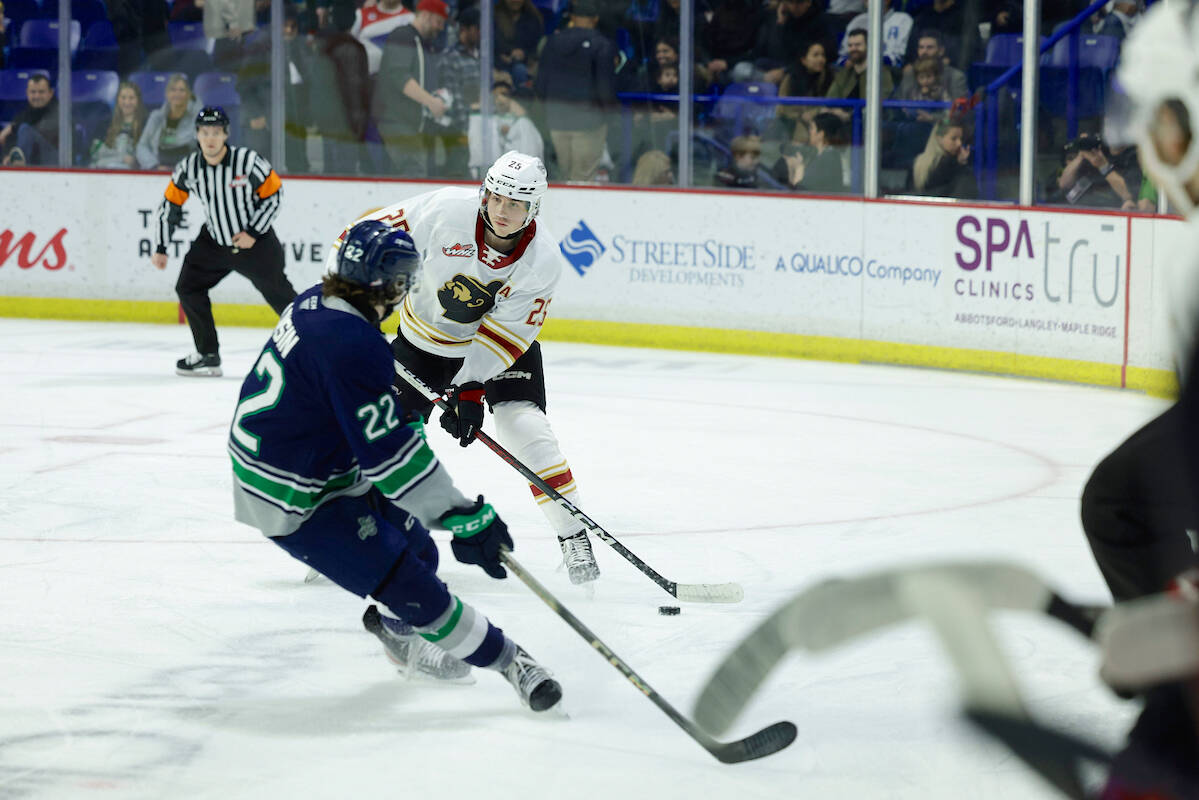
0, 318, 1162, 798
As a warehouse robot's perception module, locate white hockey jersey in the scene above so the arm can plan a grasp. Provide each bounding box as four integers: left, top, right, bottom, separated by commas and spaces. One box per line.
326, 187, 564, 386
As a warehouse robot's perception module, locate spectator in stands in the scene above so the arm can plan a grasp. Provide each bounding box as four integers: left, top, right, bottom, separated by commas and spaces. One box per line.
534, 0, 616, 181
494, 0, 545, 91
0, 74, 59, 166
90, 81, 149, 169
840, 0, 913, 68
826, 29, 893, 122
0, 7, 8, 69
632, 149, 674, 185
898, 29, 967, 100
204, 0, 253, 40
777, 40, 833, 141
905, 0, 968, 69
772, 112, 845, 192
715, 134, 761, 188
1095, 0, 1140, 41
754, 0, 837, 85
1051, 134, 1139, 209
912, 115, 976, 198
436, 5, 481, 177
351, 0, 414, 74
308, 0, 370, 174
703, 0, 762, 86
239, 8, 311, 172
649, 0, 708, 69
137, 73, 202, 169
204, 0, 254, 69
373, 0, 450, 177
107, 0, 171, 77
469, 79, 544, 174
898, 56, 949, 121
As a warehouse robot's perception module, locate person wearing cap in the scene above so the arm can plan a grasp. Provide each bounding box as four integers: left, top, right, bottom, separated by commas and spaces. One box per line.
373, 0, 451, 177
149, 106, 296, 377
533, 0, 617, 181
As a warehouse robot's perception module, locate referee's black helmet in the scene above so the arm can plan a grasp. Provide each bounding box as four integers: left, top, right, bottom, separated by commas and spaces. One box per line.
196, 106, 230, 130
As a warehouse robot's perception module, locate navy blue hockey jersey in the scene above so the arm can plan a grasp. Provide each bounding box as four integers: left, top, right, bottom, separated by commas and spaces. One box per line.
229, 284, 469, 538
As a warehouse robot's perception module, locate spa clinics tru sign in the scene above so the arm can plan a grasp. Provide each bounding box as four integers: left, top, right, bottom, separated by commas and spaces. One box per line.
953, 213, 1122, 307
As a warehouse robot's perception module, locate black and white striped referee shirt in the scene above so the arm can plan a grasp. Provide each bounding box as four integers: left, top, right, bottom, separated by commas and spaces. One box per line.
153, 145, 283, 253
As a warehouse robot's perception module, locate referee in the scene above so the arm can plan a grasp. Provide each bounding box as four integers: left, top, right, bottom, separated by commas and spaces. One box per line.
151, 106, 296, 377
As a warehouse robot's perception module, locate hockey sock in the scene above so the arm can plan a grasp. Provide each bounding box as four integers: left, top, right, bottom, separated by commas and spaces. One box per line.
493, 400, 584, 538
413, 594, 513, 668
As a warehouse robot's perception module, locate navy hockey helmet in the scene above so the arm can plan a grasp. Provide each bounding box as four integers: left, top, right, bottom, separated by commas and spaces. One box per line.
336, 219, 421, 297
195, 105, 231, 131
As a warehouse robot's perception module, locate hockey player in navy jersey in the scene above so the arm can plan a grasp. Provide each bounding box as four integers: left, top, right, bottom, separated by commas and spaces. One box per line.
229, 218, 562, 711
324, 151, 602, 587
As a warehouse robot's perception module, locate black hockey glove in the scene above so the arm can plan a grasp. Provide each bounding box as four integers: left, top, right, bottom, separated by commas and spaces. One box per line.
441, 496, 512, 579
439, 382, 486, 447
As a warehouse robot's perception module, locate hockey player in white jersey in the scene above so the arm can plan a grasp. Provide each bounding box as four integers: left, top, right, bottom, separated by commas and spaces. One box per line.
326, 151, 601, 585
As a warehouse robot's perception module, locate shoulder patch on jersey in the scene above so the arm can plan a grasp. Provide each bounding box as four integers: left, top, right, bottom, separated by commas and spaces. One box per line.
441, 242, 475, 258
437, 275, 505, 323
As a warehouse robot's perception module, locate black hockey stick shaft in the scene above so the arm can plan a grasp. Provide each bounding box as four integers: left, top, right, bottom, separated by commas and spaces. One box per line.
394, 360, 742, 602
499, 550, 796, 764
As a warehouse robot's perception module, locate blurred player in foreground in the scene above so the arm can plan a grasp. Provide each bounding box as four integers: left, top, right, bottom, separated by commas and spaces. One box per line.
229, 218, 562, 711
325, 151, 602, 586
1083, 1, 1199, 792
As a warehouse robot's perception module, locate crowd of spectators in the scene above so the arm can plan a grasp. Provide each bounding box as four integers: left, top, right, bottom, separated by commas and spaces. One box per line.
0, 0, 1151, 205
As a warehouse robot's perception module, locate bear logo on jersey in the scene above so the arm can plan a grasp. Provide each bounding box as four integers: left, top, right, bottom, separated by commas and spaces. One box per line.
438, 275, 506, 323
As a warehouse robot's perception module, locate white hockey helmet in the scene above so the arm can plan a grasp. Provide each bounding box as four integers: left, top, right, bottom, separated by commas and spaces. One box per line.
1111, 1, 1199, 214
481, 150, 548, 232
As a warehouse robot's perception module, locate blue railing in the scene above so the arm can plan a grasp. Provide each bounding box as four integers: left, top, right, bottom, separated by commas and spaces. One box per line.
976, 0, 1114, 199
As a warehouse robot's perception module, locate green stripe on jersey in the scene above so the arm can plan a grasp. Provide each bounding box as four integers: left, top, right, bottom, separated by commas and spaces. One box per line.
231, 455, 361, 511
370, 440, 438, 498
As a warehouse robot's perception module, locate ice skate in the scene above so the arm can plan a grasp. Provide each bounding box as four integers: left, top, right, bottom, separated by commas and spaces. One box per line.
502, 646, 562, 712
558, 531, 600, 585
176, 352, 222, 377
362, 605, 473, 682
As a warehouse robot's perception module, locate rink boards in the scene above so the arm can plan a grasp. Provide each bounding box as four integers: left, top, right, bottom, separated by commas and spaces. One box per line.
0, 169, 1190, 395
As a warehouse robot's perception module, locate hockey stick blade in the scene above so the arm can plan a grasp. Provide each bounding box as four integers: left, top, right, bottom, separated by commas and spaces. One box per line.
693, 560, 1103, 736
500, 550, 795, 764
710, 720, 798, 764
395, 360, 744, 604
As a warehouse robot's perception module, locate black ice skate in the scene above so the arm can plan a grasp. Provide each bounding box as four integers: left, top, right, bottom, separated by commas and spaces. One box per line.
558, 531, 600, 585
502, 646, 562, 712
362, 605, 473, 682
176, 352, 222, 377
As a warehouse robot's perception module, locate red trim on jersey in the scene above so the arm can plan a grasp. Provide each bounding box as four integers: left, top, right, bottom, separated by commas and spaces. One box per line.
477, 324, 525, 362
474, 214, 537, 269
530, 469, 574, 498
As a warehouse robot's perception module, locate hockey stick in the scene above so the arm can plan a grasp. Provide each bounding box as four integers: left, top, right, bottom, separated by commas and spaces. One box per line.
965, 710, 1111, 800
394, 359, 744, 603
499, 549, 795, 763
692, 560, 1106, 737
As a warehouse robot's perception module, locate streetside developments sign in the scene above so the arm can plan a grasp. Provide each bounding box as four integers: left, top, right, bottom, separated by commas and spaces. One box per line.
0, 170, 1184, 374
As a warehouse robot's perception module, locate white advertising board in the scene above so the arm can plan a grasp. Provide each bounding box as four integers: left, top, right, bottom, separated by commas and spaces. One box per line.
0, 170, 1188, 379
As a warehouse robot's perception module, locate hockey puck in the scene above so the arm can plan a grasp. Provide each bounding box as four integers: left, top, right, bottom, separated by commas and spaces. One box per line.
658, 606, 681, 615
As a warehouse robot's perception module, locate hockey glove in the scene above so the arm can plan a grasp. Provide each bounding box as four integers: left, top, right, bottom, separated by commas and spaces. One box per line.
439, 382, 486, 447
441, 496, 512, 579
